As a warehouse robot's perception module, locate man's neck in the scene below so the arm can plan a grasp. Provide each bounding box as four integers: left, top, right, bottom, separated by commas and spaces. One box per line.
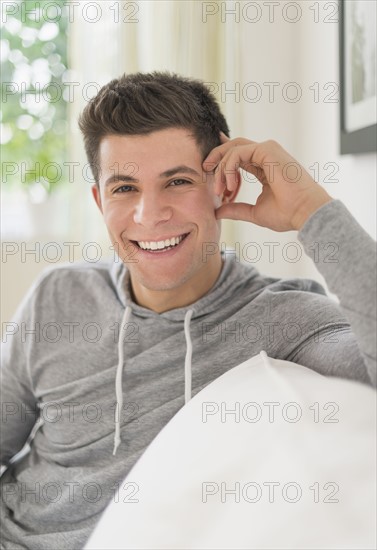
129, 256, 224, 313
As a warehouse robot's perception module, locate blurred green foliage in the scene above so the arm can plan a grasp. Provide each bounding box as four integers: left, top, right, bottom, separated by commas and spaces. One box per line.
1, 0, 69, 193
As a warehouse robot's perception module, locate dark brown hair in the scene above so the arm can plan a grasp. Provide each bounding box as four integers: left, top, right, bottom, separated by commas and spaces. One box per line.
78, 71, 229, 183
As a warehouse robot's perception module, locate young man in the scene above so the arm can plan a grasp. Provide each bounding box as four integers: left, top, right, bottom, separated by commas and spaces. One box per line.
1, 72, 375, 549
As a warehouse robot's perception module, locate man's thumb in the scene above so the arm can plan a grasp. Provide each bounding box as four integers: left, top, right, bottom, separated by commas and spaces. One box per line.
215, 202, 256, 222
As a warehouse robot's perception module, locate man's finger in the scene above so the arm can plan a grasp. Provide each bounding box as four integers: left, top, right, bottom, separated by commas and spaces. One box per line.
203, 137, 256, 171
219, 131, 230, 144
215, 202, 257, 223
203, 147, 225, 172
214, 177, 226, 197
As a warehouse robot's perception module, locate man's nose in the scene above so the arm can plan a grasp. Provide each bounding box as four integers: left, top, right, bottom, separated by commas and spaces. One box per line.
133, 192, 173, 227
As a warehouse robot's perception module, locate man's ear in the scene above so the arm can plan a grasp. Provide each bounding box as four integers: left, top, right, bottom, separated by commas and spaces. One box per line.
221, 169, 241, 204
91, 184, 103, 213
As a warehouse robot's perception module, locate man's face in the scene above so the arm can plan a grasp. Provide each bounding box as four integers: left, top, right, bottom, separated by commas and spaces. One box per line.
92, 128, 224, 303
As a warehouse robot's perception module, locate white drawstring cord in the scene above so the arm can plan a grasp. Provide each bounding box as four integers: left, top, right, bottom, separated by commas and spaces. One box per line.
114, 306, 192, 454
113, 305, 132, 456
184, 309, 194, 404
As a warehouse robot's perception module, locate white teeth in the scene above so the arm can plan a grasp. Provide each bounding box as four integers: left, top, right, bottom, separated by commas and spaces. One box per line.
137, 234, 185, 251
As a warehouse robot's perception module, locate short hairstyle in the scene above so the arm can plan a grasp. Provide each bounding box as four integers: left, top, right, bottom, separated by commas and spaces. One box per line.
78, 71, 230, 183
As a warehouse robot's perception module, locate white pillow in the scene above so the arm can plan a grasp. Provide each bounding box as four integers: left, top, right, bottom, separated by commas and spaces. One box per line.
86, 351, 376, 550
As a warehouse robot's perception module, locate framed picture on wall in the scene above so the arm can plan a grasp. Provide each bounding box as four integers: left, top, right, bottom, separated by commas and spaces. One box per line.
339, 0, 377, 154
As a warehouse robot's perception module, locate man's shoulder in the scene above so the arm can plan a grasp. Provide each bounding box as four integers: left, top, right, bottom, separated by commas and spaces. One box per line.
265, 275, 327, 296
259, 273, 344, 324
234, 259, 328, 298
38, 257, 115, 280
11, 259, 124, 323
27, 258, 120, 300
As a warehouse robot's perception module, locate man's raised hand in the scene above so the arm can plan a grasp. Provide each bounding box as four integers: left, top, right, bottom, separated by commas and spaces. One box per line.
203, 134, 333, 231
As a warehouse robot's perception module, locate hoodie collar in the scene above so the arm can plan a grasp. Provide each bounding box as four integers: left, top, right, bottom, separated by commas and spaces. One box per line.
110, 251, 258, 322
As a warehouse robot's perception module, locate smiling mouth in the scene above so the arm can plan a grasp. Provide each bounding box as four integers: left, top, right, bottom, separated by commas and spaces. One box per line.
131, 233, 190, 252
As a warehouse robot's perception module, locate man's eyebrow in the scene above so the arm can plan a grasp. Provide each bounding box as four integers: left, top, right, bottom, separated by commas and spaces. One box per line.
104, 174, 138, 187
104, 165, 200, 188
159, 165, 200, 178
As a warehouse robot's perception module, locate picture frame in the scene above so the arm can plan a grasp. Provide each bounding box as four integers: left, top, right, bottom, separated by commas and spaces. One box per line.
339, 0, 377, 154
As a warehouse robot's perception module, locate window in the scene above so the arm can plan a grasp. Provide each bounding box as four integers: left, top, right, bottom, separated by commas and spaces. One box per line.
1, 0, 69, 236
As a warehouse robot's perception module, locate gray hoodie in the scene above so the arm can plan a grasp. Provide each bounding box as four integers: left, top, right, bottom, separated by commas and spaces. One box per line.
1, 199, 376, 549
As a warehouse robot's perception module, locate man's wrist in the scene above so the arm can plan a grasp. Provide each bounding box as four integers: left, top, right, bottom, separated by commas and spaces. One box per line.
292, 192, 333, 231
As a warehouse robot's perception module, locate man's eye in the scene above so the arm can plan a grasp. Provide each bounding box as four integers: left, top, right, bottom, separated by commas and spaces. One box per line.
113, 185, 134, 194
169, 179, 191, 187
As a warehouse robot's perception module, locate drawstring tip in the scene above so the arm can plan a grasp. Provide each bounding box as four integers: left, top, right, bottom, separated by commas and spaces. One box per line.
113, 436, 121, 456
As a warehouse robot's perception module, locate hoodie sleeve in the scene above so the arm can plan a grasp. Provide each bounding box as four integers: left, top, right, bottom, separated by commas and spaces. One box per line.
297, 199, 376, 387
0, 277, 42, 465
